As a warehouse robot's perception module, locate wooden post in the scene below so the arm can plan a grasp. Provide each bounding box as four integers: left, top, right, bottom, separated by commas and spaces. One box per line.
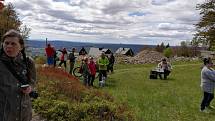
45, 38, 48, 47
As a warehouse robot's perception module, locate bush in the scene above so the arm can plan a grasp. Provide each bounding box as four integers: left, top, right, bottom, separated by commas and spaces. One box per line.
34, 56, 46, 64
163, 48, 173, 58
33, 67, 136, 121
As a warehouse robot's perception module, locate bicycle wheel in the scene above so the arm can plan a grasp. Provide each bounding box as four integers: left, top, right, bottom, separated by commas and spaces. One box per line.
73, 67, 83, 77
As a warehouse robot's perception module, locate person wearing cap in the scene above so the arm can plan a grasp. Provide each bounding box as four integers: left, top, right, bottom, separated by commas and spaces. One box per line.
200, 57, 215, 113
69, 48, 76, 74
157, 58, 172, 79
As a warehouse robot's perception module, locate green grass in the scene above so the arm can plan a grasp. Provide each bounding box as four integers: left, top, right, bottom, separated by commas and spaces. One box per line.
96, 62, 215, 121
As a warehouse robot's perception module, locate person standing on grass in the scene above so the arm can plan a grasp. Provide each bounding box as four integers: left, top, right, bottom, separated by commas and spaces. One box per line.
52, 46, 57, 67
45, 43, 55, 67
107, 52, 115, 73
82, 57, 90, 86
98, 52, 109, 86
88, 57, 97, 86
0, 29, 36, 121
69, 48, 76, 74
58, 48, 67, 69
200, 57, 215, 113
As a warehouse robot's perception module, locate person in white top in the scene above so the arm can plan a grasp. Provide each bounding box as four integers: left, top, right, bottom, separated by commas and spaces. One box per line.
157, 58, 172, 79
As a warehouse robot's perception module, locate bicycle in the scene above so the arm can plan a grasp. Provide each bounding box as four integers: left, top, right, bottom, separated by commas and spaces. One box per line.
73, 66, 99, 78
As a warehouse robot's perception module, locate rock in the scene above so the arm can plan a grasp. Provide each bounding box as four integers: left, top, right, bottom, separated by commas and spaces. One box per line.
115, 50, 165, 64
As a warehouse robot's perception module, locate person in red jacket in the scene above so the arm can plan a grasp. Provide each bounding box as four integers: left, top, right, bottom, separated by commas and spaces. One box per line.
88, 57, 97, 86
45, 43, 55, 66
58, 48, 67, 69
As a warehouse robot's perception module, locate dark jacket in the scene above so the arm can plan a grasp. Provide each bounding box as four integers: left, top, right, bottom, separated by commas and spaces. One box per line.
68, 52, 76, 63
0, 53, 36, 121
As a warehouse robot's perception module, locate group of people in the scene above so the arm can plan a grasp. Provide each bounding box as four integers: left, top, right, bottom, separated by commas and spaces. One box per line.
1, 29, 215, 121
45, 43, 116, 87
81, 52, 115, 87
0, 29, 116, 121
45, 44, 76, 75
155, 57, 215, 114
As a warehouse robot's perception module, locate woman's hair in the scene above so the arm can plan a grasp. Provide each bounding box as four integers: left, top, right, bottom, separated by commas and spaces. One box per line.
2, 29, 24, 47
162, 58, 166, 61
203, 57, 212, 65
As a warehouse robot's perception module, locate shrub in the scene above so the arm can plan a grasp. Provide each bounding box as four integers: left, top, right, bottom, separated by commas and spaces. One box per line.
163, 48, 173, 58
33, 67, 136, 121
35, 56, 46, 64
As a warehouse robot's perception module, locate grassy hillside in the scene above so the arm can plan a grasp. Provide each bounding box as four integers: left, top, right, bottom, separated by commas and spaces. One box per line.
34, 67, 135, 121
99, 61, 215, 121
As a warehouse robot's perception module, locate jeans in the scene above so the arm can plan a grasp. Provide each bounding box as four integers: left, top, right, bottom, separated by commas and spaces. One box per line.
88, 74, 95, 86
99, 70, 107, 82
201, 92, 214, 110
158, 69, 170, 79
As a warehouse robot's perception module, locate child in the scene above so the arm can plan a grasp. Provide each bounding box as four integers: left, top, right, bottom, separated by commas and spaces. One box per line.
82, 57, 90, 86
88, 57, 97, 86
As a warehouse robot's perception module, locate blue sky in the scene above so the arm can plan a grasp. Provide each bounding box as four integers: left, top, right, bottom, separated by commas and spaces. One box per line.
5, 0, 204, 45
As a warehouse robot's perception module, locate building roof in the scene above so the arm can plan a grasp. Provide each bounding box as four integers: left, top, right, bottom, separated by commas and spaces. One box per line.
115, 48, 132, 55
88, 47, 111, 57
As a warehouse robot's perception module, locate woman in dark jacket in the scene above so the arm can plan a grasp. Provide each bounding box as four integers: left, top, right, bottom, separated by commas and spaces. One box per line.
0, 30, 36, 121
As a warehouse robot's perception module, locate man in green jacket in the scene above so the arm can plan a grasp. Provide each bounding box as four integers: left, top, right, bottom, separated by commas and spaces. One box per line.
97, 52, 109, 86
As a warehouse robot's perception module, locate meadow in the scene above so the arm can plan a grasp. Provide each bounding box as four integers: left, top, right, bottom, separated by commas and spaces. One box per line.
95, 61, 215, 121
34, 60, 215, 121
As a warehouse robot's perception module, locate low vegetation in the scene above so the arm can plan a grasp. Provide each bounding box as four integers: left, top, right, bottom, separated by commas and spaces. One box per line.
33, 67, 135, 121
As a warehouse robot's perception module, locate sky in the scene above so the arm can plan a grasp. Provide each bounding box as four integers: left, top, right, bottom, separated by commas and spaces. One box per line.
4, 0, 205, 45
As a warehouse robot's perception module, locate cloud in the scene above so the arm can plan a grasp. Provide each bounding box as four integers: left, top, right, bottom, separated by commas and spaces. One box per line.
5, 0, 205, 45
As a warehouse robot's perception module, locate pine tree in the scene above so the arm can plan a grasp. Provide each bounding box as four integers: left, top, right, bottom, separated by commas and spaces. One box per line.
194, 0, 215, 50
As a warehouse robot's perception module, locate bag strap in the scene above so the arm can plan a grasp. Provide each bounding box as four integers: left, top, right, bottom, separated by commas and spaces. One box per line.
0, 59, 28, 85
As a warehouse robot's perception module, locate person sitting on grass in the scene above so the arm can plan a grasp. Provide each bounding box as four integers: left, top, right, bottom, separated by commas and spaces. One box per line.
157, 58, 172, 79
200, 57, 215, 113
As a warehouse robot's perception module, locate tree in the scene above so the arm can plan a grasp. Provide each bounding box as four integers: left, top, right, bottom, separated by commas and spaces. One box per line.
191, 37, 200, 56
194, 0, 215, 50
166, 43, 170, 48
155, 42, 165, 52
0, 3, 30, 43
163, 47, 173, 58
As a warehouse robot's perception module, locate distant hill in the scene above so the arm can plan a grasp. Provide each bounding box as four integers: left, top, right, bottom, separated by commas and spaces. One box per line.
27, 40, 156, 54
